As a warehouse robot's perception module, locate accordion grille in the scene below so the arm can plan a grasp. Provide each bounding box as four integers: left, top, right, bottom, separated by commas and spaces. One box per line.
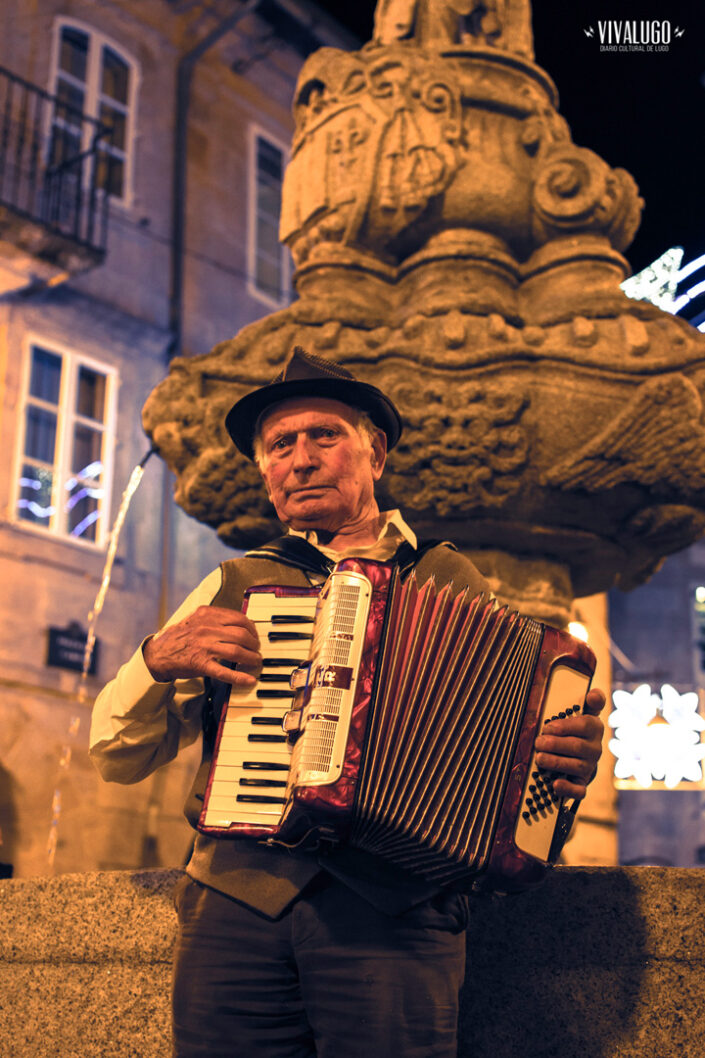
295, 718, 339, 774
288, 571, 373, 786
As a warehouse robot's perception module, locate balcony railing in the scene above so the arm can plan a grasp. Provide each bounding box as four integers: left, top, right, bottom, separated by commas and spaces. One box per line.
0, 64, 111, 260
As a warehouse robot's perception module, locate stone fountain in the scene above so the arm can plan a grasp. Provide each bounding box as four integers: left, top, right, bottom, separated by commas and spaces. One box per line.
143, 0, 705, 627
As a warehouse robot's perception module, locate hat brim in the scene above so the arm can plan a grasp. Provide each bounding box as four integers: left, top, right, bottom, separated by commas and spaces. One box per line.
225, 377, 402, 460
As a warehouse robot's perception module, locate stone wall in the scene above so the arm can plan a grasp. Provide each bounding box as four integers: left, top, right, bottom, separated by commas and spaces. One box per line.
2, 867, 703, 1057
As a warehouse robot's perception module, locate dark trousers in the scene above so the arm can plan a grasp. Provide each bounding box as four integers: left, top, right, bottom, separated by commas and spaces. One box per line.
172, 875, 468, 1058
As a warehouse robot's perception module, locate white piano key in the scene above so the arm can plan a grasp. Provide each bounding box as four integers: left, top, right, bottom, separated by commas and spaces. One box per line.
199, 586, 320, 834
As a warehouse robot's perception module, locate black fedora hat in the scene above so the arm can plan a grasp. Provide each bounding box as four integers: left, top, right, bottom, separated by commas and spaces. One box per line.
225, 347, 403, 460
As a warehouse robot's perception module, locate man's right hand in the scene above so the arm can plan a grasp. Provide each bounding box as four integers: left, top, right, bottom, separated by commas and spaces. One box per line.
142, 606, 262, 687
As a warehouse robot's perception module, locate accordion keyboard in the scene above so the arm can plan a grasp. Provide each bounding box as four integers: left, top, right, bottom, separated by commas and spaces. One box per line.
199, 589, 319, 831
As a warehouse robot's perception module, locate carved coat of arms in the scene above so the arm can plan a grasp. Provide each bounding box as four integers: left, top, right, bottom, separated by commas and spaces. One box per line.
281, 47, 463, 260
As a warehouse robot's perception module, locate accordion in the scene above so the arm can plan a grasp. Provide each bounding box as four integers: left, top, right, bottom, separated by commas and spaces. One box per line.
198, 558, 596, 891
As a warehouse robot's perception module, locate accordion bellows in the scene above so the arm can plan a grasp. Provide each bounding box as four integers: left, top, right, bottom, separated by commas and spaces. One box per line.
198, 558, 596, 891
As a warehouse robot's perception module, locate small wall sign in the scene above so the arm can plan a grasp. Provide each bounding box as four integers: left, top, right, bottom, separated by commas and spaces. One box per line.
47, 623, 99, 676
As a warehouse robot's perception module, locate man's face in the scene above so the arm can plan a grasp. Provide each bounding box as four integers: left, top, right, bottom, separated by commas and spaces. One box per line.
257, 398, 386, 533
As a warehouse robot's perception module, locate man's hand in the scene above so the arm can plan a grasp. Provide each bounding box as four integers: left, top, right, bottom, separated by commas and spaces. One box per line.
143, 606, 262, 687
533, 688, 606, 800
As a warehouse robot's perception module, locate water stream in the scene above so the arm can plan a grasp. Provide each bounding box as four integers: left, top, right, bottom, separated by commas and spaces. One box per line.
46, 447, 157, 870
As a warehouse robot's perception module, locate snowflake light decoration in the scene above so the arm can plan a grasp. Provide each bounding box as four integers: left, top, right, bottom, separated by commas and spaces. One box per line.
608, 684, 705, 789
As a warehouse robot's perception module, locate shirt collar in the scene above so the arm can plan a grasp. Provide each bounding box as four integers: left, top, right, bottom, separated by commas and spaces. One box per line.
288, 509, 417, 554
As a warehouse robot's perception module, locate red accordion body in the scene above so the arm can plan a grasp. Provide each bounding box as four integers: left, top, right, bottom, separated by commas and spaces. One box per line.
198, 558, 596, 891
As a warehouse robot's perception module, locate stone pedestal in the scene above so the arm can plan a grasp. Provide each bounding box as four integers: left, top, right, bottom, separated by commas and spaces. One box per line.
2, 867, 704, 1057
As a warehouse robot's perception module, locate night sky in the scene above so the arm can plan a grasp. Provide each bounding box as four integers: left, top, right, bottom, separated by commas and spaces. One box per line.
313, 0, 705, 276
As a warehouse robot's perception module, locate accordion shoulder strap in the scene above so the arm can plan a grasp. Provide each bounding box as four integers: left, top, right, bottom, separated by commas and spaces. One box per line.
244, 535, 334, 576
244, 534, 457, 578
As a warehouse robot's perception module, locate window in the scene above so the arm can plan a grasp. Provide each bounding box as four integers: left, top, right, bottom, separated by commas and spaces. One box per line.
50, 21, 137, 203
15, 341, 117, 546
249, 129, 291, 306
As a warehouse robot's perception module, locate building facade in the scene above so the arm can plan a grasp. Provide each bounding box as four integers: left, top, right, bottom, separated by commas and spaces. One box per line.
0, 0, 355, 877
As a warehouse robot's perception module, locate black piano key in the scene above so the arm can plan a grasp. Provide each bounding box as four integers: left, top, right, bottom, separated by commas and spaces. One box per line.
270, 614, 314, 624
258, 673, 295, 683
243, 761, 289, 771
236, 794, 287, 804
261, 658, 305, 667
247, 733, 287, 743
268, 631, 314, 642
251, 715, 285, 725
239, 778, 287, 788
256, 689, 295, 699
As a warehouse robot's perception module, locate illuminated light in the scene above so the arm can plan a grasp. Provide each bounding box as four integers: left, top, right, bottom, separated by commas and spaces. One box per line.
676, 252, 705, 283
672, 278, 705, 314
65, 486, 104, 512
568, 621, 589, 643
17, 498, 55, 518
621, 247, 684, 312
696, 586, 705, 605
18, 478, 45, 493
65, 461, 103, 491
609, 683, 705, 789
70, 510, 101, 537
685, 278, 705, 299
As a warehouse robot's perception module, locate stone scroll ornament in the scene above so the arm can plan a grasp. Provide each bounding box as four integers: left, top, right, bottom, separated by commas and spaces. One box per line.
143, 0, 705, 600
531, 144, 642, 252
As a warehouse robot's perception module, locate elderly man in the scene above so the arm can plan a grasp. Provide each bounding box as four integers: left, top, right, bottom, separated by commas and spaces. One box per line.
91, 348, 604, 1058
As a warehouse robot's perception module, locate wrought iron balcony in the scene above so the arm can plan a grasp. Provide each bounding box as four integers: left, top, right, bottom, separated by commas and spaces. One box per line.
0, 64, 111, 291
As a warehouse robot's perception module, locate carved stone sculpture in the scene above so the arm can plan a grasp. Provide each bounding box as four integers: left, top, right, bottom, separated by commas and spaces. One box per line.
143, 0, 705, 627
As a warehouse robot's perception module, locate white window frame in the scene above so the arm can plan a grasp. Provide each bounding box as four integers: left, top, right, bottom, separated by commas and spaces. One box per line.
48, 17, 139, 208
12, 335, 118, 550
247, 124, 292, 309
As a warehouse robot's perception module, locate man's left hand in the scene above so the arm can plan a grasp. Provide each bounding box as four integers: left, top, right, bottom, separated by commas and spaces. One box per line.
533, 688, 606, 800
